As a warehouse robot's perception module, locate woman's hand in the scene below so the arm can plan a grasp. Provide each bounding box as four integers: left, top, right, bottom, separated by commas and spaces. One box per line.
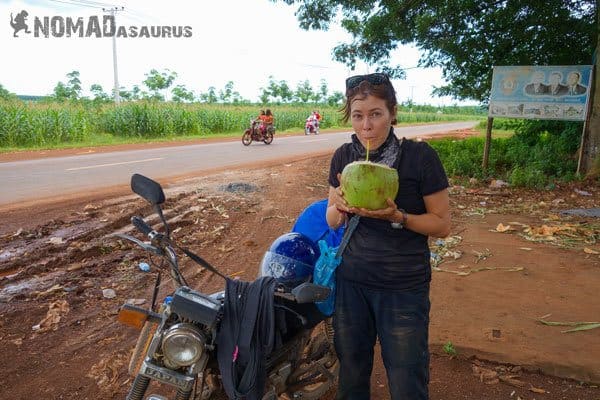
331, 173, 350, 213
348, 198, 398, 221
326, 174, 350, 228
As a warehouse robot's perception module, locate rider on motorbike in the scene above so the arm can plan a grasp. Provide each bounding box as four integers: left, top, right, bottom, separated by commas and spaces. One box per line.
263, 109, 275, 135
305, 111, 321, 135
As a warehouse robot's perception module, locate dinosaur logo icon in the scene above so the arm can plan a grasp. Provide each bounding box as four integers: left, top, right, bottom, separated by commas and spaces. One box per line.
10, 10, 32, 37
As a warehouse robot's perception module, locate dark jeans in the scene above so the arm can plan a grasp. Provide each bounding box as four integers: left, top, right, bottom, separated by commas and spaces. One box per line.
333, 279, 430, 400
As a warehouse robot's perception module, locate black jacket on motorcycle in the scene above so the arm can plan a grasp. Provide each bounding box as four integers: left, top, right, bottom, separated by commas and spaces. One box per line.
217, 276, 278, 400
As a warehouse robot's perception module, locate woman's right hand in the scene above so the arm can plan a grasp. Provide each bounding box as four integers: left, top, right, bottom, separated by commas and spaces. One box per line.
331, 173, 350, 213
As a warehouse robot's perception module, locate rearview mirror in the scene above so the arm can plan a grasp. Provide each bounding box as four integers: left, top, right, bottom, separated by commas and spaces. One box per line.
291, 282, 331, 304
131, 174, 166, 205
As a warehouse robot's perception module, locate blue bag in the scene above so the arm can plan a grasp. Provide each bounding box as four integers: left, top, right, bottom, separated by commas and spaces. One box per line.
312, 216, 360, 316
291, 199, 344, 247
313, 240, 342, 315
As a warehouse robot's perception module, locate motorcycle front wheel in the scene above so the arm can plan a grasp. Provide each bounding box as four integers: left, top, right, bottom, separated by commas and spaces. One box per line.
285, 318, 338, 400
242, 131, 252, 146
263, 132, 274, 144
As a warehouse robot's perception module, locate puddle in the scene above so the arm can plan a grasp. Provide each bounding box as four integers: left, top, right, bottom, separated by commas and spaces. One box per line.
0, 267, 20, 279
0, 270, 66, 301
560, 208, 600, 218
0, 220, 102, 267
0, 246, 27, 263
51, 221, 99, 241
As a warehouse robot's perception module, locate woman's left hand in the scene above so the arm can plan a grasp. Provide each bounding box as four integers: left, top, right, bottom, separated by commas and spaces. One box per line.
348, 198, 397, 221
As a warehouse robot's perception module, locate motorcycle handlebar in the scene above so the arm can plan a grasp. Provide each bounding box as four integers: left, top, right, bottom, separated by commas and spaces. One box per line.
131, 216, 153, 236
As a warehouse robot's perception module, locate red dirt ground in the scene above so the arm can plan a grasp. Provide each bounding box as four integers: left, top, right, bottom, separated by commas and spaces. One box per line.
0, 133, 599, 399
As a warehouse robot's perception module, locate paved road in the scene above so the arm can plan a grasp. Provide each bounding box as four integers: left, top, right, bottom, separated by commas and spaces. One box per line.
0, 122, 477, 205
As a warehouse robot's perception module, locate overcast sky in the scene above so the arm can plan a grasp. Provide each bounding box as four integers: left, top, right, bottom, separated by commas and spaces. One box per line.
1, 0, 476, 106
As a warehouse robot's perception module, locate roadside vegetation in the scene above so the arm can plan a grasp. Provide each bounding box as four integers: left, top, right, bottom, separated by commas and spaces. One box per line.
431, 119, 588, 188
0, 100, 480, 148
1, 69, 594, 188
0, 70, 482, 150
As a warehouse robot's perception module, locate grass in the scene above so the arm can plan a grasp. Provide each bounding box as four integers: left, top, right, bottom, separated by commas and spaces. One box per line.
0, 99, 481, 151
443, 341, 457, 356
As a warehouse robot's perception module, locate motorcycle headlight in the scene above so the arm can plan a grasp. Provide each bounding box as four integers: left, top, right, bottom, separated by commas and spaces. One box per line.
161, 323, 206, 367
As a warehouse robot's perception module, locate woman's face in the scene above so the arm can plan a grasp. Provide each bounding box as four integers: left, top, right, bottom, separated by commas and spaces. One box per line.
350, 95, 395, 151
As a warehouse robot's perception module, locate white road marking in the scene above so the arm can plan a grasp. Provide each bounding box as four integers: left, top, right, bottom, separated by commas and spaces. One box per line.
303, 138, 329, 143
65, 157, 164, 171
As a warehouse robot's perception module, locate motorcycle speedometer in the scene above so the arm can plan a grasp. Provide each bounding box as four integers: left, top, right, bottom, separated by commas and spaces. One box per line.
161, 323, 206, 367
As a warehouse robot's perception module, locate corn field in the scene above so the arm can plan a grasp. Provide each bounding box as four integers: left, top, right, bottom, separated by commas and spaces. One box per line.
0, 100, 479, 147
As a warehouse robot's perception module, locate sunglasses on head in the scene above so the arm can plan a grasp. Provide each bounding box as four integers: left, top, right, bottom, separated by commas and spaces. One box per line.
345, 73, 391, 90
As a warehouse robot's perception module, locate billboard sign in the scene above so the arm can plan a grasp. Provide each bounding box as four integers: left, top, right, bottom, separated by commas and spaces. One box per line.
489, 65, 592, 121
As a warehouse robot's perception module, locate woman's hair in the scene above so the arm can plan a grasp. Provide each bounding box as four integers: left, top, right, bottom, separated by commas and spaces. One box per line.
259, 110, 265, 115
265, 109, 272, 116
341, 80, 398, 125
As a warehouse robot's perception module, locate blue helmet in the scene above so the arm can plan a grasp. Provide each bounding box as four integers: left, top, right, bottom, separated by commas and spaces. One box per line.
260, 232, 320, 288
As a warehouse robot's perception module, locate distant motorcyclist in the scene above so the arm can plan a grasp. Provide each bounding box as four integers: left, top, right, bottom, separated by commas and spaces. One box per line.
263, 109, 275, 135
253, 110, 267, 137
305, 112, 320, 135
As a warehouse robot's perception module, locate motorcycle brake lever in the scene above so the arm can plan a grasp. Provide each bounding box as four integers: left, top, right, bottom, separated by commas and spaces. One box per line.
112, 233, 163, 256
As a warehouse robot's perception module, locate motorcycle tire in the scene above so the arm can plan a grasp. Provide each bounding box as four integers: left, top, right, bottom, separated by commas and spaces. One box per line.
263, 132, 274, 145
285, 319, 338, 400
305, 128, 310, 135
242, 131, 252, 146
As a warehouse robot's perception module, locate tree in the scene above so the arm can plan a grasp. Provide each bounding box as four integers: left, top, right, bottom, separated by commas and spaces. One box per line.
218, 81, 241, 103
199, 86, 218, 103
258, 89, 270, 104
266, 76, 281, 103
0, 83, 16, 100
313, 79, 329, 103
66, 71, 82, 99
295, 80, 314, 103
90, 84, 110, 103
143, 68, 177, 100
171, 84, 195, 103
278, 80, 294, 103
326, 91, 344, 106
277, 0, 598, 172
52, 70, 82, 101
276, 1, 595, 102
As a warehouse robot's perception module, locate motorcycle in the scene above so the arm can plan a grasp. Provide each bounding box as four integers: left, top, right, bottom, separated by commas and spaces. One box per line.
304, 118, 319, 135
115, 174, 338, 400
242, 119, 274, 146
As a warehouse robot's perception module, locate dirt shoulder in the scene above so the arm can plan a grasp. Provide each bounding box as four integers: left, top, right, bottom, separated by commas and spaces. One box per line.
0, 136, 599, 399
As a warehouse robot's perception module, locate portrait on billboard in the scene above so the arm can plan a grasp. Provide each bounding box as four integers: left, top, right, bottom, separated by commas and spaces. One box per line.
489, 65, 592, 121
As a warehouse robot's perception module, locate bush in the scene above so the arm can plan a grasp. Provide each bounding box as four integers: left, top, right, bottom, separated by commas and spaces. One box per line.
430, 120, 583, 188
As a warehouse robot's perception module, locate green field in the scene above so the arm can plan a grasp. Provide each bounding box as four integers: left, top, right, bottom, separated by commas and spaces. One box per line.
0, 100, 484, 150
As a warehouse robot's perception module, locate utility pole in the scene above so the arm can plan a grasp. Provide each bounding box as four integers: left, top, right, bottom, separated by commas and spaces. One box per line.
103, 7, 124, 104
409, 85, 416, 112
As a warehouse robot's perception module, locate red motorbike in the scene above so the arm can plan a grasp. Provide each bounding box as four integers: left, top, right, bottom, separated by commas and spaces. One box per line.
242, 119, 274, 146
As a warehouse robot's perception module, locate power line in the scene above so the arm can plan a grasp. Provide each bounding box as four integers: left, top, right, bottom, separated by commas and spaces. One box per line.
71, 0, 121, 7
47, 0, 103, 10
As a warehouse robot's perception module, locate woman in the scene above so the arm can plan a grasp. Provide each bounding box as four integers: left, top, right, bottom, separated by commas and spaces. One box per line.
326, 73, 450, 400
263, 108, 275, 134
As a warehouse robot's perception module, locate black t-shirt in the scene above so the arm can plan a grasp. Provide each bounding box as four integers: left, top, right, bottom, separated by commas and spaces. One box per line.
328, 137, 449, 290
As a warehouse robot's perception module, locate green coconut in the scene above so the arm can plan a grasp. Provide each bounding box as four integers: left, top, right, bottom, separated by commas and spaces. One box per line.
341, 161, 399, 210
